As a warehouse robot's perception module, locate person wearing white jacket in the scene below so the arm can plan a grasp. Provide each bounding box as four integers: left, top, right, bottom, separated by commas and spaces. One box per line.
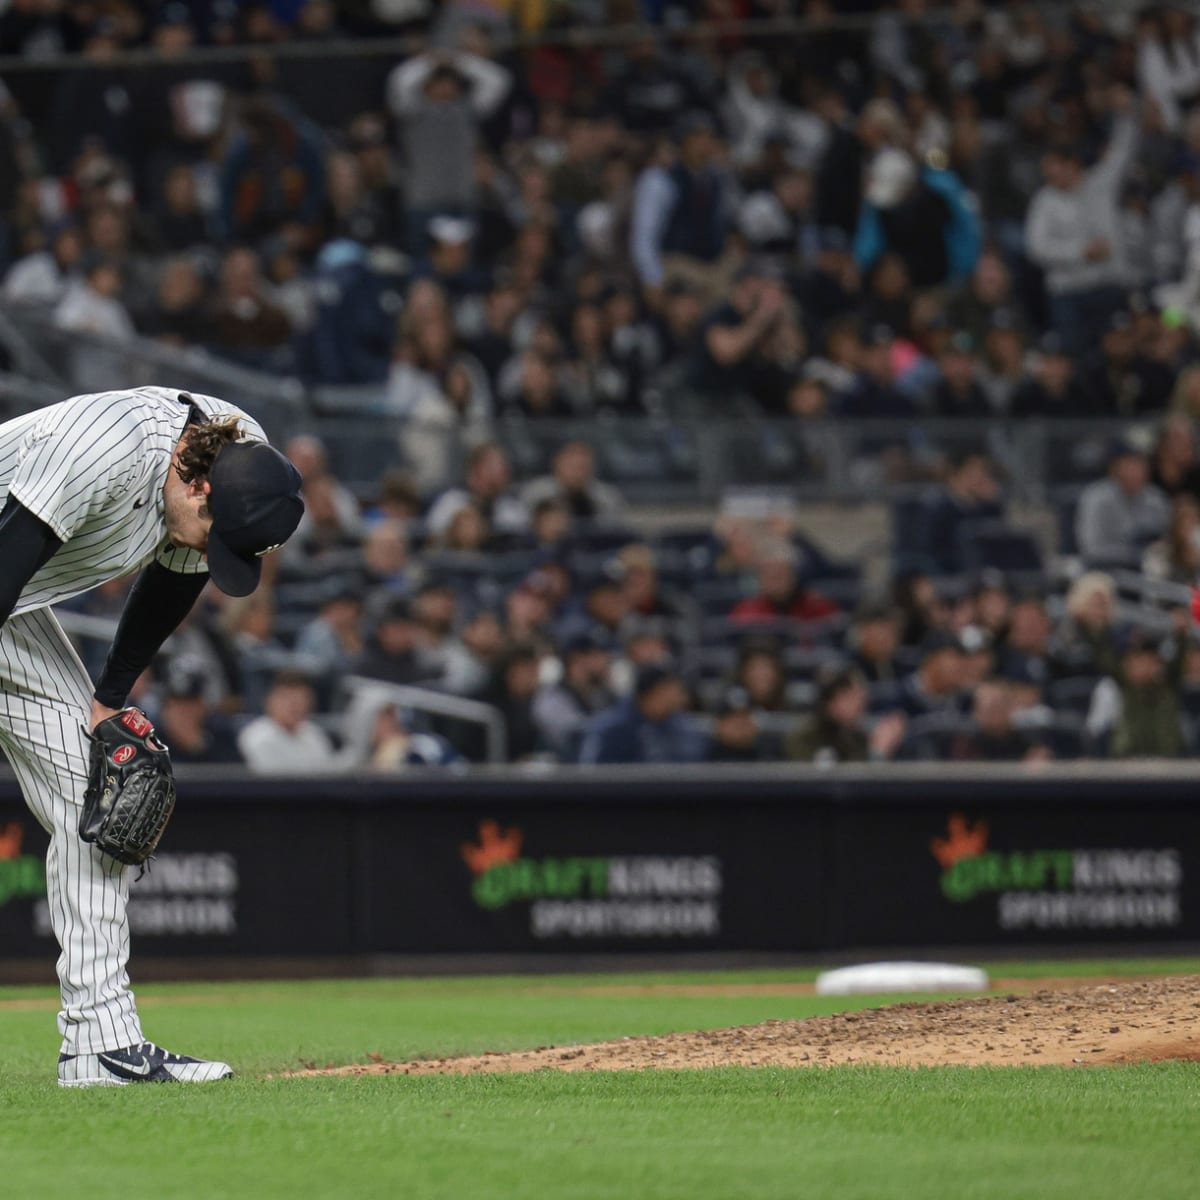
1024, 88, 1140, 353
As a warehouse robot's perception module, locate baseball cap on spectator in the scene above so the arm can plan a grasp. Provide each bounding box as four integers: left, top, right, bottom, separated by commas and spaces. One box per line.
920, 630, 965, 659
865, 148, 917, 209
564, 629, 610, 659
866, 323, 896, 347
428, 216, 476, 246
634, 661, 679, 698
1117, 627, 1166, 657
1107, 431, 1149, 465
373, 596, 414, 630
165, 660, 207, 700
1106, 309, 1134, 335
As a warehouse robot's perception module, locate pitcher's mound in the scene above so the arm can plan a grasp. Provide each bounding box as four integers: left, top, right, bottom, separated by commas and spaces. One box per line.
294, 976, 1200, 1077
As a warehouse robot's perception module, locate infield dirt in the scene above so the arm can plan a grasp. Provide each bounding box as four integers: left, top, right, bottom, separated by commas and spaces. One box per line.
295, 976, 1200, 1076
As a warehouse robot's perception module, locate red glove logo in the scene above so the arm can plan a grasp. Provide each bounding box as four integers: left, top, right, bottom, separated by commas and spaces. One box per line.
119, 710, 151, 737
112, 745, 137, 765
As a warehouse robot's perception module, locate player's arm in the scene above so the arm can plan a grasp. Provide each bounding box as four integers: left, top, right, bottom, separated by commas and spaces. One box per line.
92, 562, 209, 716
0, 494, 64, 627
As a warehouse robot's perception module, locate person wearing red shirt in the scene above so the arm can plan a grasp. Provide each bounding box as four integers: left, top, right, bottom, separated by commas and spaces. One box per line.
730, 541, 839, 623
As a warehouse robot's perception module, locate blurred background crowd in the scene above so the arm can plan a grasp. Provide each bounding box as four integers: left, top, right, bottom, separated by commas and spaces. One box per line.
5, 0, 1200, 769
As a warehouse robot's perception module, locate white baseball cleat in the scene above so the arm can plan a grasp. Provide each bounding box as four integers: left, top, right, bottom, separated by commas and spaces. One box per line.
58, 1041, 234, 1087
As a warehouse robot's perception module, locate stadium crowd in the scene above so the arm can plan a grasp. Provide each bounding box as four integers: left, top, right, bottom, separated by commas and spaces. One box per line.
6, 1, 1200, 767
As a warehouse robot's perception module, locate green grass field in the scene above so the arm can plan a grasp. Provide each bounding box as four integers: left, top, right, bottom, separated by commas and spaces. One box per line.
2, 959, 1199, 1200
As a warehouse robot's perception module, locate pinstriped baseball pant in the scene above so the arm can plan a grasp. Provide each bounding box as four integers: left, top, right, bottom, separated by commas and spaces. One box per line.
0, 607, 143, 1055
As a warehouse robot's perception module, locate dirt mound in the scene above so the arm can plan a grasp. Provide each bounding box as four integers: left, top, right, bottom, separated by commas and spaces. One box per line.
294, 976, 1200, 1077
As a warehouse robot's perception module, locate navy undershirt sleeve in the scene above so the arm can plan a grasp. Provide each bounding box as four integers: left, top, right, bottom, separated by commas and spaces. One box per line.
0, 494, 64, 628
94, 561, 209, 708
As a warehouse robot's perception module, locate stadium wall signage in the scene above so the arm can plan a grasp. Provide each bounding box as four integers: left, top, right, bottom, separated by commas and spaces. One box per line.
0, 773, 1195, 965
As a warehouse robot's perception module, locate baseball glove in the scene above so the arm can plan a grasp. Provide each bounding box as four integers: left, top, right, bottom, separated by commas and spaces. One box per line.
79, 709, 176, 867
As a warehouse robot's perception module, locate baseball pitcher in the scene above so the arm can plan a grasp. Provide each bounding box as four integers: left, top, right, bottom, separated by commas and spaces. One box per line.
0, 386, 303, 1086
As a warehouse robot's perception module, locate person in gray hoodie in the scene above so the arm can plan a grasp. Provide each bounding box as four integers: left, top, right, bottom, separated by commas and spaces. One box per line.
386, 45, 512, 252
1025, 86, 1140, 353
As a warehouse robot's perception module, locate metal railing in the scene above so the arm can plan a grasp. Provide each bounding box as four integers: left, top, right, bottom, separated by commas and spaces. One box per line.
340, 675, 507, 764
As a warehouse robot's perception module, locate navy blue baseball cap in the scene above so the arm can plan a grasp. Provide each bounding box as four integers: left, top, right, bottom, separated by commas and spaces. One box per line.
206, 441, 304, 597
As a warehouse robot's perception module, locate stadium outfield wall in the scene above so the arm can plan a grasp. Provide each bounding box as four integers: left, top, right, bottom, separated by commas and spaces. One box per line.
0, 765, 1197, 973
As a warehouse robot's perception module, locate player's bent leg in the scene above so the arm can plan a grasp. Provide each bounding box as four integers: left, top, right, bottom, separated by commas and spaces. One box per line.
0, 610, 144, 1058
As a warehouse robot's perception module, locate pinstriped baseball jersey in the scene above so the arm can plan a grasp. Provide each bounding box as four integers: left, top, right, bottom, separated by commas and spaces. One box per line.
0, 385, 269, 1064
0, 387, 265, 614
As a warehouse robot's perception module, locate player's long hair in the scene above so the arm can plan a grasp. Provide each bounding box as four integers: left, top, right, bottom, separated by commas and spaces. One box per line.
175, 415, 243, 485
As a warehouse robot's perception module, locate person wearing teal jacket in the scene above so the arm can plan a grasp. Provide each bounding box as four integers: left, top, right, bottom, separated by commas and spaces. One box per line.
853, 147, 981, 289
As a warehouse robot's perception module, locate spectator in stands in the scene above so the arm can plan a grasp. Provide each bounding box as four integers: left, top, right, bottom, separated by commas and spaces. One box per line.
840, 323, 913, 418
697, 264, 798, 406
786, 668, 906, 765
977, 310, 1028, 415
1135, 6, 1200, 132
364, 470, 422, 527
284, 434, 363, 553
1024, 87, 1139, 353
730, 641, 789, 713
411, 581, 485, 695
1143, 493, 1200, 583
607, 33, 705, 137
631, 111, 735, 304
483, 643, 543, 762
930, 331, 991, 418
532, 631, 614, 762
730, 539, 839, 624
362, 703, 461, 771
896, 632, 967, 719
947, 251, 1026, 346
294, 587, 363, 677
521, 441, 625, 527
386, 46, 512, 250
139, 255, 208, 344
238, 671, 337, 773
708, 686, 776, 763
915, 451, 1004, 576
997, 595, 1054, 688
353, 597, 434, 687
219, 96, 326, 251
361, 519, 412, 595
3, 221, 83, 305
1150, 414, 1200, 496
53, 252, 135, 389
221, 592, 289, 713
737, 164, 819, 266
1082, 310, 1174, 416
942, 680, 1051, 764
578, 662, 706, 765
1010, 332, 1095, 418
1075, 437, 1170, 567
854, 146, 980, 290
614, 544, 691, 623
150, 164, 211, 254
426, 441, 529, 539
204, 246, 293, 358
1087, 624, 1187, 758
1053, 572, 1120, 680
848, 601, 903, 684
154, 664, 243, 766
